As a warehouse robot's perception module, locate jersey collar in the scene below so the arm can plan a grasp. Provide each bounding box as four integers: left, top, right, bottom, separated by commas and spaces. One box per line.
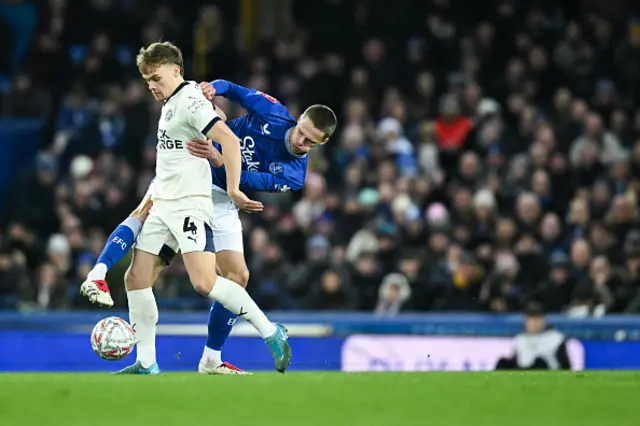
284, 127, 307, 158
165, 81, 189, 103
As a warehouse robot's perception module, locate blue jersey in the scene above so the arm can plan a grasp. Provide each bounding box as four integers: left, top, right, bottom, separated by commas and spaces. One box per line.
209, 80, 308, 193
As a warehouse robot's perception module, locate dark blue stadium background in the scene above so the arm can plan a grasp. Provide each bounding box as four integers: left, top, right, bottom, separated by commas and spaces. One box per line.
1, 0, 640, 371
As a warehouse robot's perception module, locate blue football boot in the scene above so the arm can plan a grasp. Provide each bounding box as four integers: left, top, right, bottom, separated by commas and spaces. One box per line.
265, 324, 292, 373
113, 360, 161, 375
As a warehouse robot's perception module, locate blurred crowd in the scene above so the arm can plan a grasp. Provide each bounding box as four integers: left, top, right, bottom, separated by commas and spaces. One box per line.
1, 0, 640, 316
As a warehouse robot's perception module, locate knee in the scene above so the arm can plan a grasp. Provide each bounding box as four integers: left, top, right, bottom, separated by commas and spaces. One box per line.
190, 269, 218, 295
125, 267, 148, 291
192, 277, 214, 295
224, 268, 250, 288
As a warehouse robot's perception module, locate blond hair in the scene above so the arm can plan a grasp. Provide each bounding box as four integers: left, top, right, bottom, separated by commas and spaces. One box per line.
136, 41, 184, 76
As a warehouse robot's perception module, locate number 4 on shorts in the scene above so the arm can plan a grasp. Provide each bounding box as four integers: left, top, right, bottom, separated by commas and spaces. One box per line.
183, 217, 197, 235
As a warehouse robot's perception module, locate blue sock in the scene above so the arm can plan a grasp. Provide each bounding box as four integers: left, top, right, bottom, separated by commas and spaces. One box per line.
205, 302, 237, 350
97, 217, 142, 270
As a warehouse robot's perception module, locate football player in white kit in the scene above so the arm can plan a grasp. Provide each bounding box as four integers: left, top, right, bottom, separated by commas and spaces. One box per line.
81, 42, 292, 374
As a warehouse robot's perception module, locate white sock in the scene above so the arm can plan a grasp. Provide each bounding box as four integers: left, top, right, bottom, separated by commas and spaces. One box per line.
208, 276, 277, 338
87, 263, 108, 281
127, 288, 158, 368
202, 346, 222, 365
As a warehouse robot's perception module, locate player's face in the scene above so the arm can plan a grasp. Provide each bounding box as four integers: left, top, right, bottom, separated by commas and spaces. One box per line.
290, 117, 328, 154
141, 63, 181, 102
525, 315, 545, 334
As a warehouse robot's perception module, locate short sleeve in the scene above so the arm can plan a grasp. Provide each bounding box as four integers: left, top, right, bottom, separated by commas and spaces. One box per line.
186, 90, 220, 135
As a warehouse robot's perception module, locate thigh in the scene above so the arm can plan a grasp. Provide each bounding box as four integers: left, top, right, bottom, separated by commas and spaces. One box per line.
216, 250, 248, 278
125, 249, 167, 291
182, 251, 218, 290
135, 211, 179, 265
212, 196, 244, 254
167, 209, 215, 255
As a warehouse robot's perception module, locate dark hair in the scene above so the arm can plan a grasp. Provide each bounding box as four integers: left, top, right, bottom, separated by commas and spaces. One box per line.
303, 104, 337, 138
400, 249, 425, 261
524, 301, 544, 317
136, 41, 184, 76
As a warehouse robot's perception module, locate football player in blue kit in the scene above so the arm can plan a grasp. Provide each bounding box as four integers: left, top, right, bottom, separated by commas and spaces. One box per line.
82, 79, 337, 374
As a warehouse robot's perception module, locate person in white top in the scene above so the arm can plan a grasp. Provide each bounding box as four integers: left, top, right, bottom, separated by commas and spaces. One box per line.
80, 42, 292, 374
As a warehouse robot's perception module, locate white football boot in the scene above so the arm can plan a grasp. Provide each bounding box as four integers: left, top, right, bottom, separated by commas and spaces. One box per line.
198, 358, 251, 375
80, 279, 114, 307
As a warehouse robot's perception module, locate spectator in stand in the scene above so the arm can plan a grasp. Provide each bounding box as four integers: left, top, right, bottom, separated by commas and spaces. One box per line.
0, 1, 639, 316
375, 272, 412, 316
1, 72, 51, 117
436, 94, 473, 172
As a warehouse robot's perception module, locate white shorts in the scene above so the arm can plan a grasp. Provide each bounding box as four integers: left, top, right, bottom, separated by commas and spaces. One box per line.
211, 188, 244, 254
135, 197, 215, 264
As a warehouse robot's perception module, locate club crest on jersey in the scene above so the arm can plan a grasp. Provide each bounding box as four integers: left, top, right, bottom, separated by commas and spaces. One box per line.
165, 108, 173, 122
269, 162, 284, 175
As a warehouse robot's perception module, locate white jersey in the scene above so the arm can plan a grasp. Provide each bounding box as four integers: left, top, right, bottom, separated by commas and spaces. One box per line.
155, 81, 219, 201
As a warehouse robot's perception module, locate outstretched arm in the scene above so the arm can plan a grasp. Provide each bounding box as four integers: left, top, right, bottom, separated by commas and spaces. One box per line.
187, 92, 263, 213
205, 121, 263, 212
236, 168, 303, 193
186, 138, 224, 167
199, 80, 280, 115
186, 138, 304, 193
213, 104, 227, 122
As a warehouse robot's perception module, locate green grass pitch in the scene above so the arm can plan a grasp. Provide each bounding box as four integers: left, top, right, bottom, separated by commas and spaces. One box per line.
0, 372, 637, 426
